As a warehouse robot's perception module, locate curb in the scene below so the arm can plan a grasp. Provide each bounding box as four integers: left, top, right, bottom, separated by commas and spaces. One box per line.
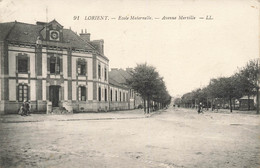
1, 116, 147, 123
0, 110, 165, 123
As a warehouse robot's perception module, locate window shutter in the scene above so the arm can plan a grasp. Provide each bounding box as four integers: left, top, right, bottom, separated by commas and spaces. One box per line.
85, 87, 88, 101
60, 57, 63, 74
47, 56, 50, 73
56, 57, 60, 74
85, 61, 88, 75
16, 55, 18, 73
77, 86, 79, 101
27, 55, 30, 72
76, 59, 79, 75
17, 85, 19, 101
27, 85, 30, 101
78, 86, 81, 101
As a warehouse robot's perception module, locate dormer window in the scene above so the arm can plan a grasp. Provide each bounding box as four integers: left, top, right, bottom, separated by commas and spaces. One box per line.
39, 20, 63, 42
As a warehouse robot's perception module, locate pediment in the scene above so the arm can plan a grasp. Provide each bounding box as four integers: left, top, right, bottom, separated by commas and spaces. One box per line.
47, 19, 63, 30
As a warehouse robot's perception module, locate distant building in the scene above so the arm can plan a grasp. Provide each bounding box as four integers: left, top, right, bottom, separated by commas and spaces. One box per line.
109, 68, 143, 110
239, 96, 255, 111
0, 20, 139, 114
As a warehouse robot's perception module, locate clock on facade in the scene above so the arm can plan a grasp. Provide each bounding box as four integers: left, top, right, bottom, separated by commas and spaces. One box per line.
49, 30, 60, 41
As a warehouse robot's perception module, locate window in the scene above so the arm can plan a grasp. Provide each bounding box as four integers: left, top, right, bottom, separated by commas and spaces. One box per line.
78, 60, 86, 75
110, 89, 113, 101
18, 84, 28, 102
18, 56, 28, 73
123, 93, 125, 102
120, 91, 122, 102
98, 64, 101, 79
98, 87, 101, 101
105, 88, 107, 102
50, 56, 60, 74
115, 90, 117, 101
78, 86, 86, 101
104, 68, 107, 81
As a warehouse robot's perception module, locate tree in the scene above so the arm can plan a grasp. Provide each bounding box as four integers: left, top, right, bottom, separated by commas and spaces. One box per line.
127, 63, 171, 113
236, 59, 259, 112
181, 59, 259, 113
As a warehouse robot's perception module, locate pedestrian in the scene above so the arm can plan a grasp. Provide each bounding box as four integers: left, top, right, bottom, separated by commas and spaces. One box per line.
19, 101, 27, 116
25, 100, 31, 116
18, 103, 24, 116
198, 102, 203, 114
212, 104, 215, 111
22, 100, 30, 116
26, 100, 31, 116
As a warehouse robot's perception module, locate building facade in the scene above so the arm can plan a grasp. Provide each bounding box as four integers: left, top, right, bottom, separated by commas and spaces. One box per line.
109, 68, 143, 110
0, 20, 141, 114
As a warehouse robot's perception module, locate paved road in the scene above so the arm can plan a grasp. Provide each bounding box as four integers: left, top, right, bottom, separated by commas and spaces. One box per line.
0, 108, 259, 168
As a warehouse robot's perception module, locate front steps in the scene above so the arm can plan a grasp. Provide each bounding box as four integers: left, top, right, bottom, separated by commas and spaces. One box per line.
51, 107, 72, 114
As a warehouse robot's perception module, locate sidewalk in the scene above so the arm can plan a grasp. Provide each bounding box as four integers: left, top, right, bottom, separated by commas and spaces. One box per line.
0, 109, 161, 123
175, 107, 259, 115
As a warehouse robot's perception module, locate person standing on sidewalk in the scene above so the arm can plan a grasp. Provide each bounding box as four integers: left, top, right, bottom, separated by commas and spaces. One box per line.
198, 102, 203, 114
22, 100, 31, 116
25, 100, 31, 116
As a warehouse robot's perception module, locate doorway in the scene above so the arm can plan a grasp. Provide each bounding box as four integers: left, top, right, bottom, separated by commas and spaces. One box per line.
49, 85, 60, 107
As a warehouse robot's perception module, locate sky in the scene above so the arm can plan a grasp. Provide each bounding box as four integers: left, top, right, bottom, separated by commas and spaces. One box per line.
0, 0, 259, 97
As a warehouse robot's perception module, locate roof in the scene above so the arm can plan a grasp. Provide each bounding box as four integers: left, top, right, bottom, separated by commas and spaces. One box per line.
6, 21, 43, 43
109, 77, 128, 89
109, 68, 133, 89
0, 22, 15, 41
62, 29, 95, 50
0, 20, 108, 60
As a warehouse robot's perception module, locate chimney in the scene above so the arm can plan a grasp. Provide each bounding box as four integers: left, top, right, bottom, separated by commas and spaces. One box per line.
80, 29, 91, 42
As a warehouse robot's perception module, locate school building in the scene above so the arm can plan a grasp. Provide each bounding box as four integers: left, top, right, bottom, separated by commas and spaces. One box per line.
0, 20, 141, 114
